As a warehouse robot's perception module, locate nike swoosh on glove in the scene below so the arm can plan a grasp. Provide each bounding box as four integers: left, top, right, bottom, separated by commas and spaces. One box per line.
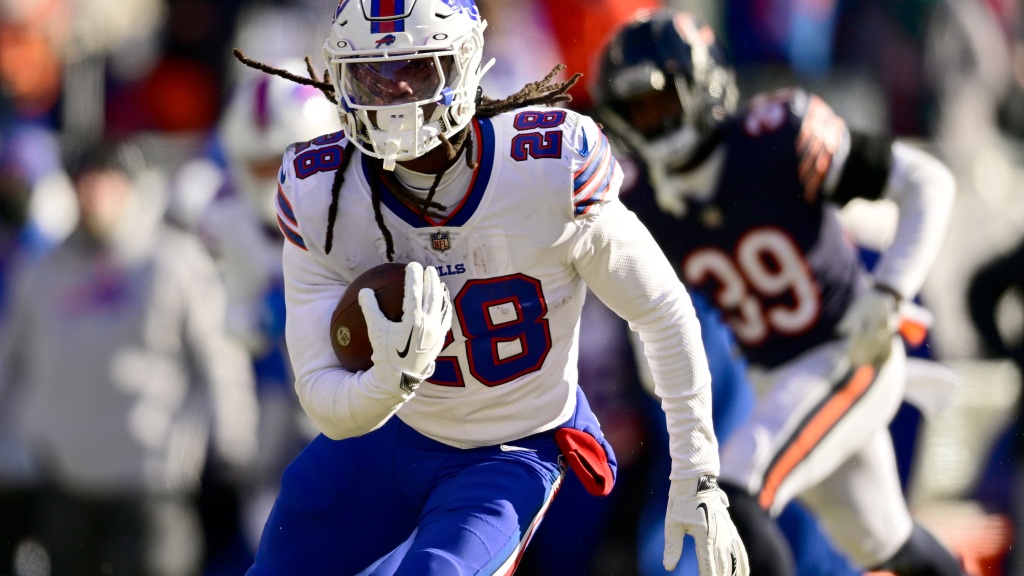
836, 286, 899, 367
664, 476, 749, 576
359, 262, 452, 393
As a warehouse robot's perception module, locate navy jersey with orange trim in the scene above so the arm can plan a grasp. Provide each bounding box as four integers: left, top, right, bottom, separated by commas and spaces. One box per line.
623, 88, 864, 369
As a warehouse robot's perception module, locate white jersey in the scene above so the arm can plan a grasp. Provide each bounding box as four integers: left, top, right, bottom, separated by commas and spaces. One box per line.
276, 108, 719, 479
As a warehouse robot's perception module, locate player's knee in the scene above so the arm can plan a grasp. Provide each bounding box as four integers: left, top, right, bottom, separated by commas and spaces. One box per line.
397, 549, 469, 576
871, 523, 966, 576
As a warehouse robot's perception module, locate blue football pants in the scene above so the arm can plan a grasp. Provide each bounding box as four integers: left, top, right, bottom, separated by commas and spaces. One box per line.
246, 415, 565, 576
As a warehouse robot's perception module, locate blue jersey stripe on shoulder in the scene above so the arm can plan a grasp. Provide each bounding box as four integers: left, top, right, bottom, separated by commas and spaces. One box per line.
276, 186, 298, 226
572, 134, 610, 191
277, 216, 306, 250
574, 156, 617, 216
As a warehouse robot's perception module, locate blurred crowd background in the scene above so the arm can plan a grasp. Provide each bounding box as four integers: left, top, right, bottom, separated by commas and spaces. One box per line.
0, 0, 1023, 575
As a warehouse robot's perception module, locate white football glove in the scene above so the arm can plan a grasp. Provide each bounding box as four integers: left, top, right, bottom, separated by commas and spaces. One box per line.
836, 286, 900, 367
359, 262, 452, 393
664, 476, 749, 576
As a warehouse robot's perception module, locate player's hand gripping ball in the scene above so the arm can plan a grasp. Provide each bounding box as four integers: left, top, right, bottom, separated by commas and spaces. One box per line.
329, 262, 409, 372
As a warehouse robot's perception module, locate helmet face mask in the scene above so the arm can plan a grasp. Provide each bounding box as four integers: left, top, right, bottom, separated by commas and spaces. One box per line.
323, 0, 492, 170
608, 81, 685, 141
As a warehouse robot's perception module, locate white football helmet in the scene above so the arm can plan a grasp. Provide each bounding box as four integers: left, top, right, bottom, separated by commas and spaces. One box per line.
323, 0, 493, 170
219, 64, 341, 225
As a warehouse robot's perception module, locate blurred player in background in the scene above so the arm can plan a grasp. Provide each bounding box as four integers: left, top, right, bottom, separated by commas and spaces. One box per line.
967, 236, 1024, 576
594, 9, 962, 576
235, 0, 748, 573
169, 63, 340, 570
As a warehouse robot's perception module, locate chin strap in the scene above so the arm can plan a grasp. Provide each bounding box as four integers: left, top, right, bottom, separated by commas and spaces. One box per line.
374, 106, 427, 171
381, 112, 406, 171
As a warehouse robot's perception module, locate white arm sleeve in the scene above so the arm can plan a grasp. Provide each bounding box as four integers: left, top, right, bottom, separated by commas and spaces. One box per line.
872, 142, 956, 298
572, 201, 719, 480
284, 242, 414, 440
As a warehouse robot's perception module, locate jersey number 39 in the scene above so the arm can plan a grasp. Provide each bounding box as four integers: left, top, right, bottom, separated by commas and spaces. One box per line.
684, 227, 820, 346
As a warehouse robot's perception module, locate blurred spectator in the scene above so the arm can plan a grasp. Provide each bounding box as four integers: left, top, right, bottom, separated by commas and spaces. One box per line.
0, 124, 66, 576
723, 0, 842, 77
168, 61, 340, 573
910, 0, 1024, 361
535, 0, 660, 110
925, 0, 1015, 167
0, 140, 258, 576
476, 0, 658, 108
476, 0, 564, 100
102, 0, 278, 136
997, 2, 1024, 137
0, 0, 68, 126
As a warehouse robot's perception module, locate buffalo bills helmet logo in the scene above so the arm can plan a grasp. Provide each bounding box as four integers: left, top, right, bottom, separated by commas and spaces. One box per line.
375, 34, 397, 47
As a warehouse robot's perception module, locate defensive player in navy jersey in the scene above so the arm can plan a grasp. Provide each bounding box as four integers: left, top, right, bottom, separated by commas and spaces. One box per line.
234, 1, 748, 574
593, 9, 963, 576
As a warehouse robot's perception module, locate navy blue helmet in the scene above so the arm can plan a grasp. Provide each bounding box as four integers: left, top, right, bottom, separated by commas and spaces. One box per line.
592, 10, 737, 170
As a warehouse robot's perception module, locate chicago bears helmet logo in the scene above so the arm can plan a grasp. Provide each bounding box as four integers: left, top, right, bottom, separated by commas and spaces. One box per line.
375, 34, 397, 47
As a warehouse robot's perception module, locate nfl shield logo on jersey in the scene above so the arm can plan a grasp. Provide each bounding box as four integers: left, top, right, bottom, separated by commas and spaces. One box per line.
431, 230, 451, 252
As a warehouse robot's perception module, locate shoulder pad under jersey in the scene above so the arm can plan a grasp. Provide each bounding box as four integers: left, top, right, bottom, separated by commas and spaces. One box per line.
738, 88, 848, 202
486, 108, 624, 219
275, 130, 350, 252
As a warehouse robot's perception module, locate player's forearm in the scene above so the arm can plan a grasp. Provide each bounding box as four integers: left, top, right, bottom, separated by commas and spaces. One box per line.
663, 395, 721, 480
295, 367, 413, 440
635, 304, 721, 480
572, 203, 720, 478
873, 142, 955, 298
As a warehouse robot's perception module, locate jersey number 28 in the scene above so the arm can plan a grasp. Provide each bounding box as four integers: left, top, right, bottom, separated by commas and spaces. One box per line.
429, 274, 552, 387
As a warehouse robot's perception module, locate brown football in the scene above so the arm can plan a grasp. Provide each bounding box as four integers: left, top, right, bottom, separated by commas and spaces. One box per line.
329, 262, 408, 372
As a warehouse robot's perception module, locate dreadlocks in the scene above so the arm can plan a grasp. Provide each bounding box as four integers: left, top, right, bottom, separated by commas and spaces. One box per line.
233, 49, 337, 105
476, 65, 579, 118
232, 50, 582, 260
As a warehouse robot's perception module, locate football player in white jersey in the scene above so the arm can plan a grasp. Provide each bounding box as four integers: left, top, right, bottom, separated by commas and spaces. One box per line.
237, 1, 748, 575
593, 9, 963, 576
